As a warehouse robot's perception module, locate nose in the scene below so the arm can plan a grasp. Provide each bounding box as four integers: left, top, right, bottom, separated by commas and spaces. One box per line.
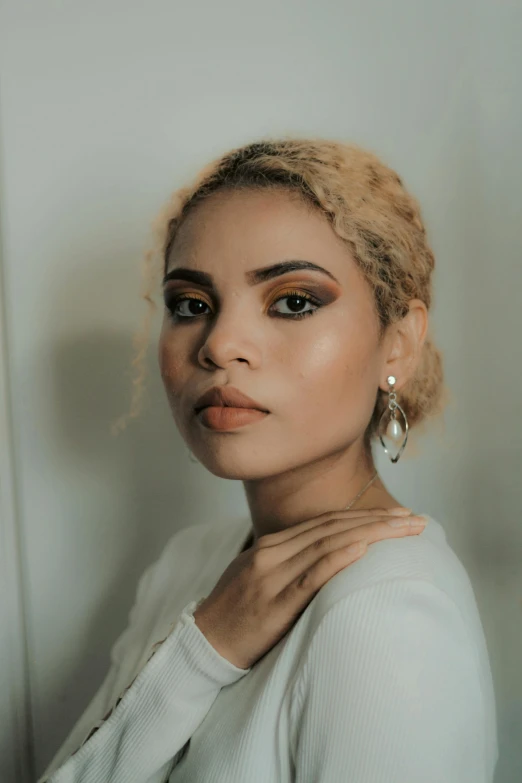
197, 304, 263, 370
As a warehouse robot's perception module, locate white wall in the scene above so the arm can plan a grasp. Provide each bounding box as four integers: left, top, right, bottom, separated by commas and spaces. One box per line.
0, 1, 520, 780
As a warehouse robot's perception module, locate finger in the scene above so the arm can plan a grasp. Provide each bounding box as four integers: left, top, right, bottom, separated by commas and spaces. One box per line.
320, 516, 428, 552
269, 511, 416, 558
273, 515, 426, 587
261, 507, 411, 547
277, 540, 369, 613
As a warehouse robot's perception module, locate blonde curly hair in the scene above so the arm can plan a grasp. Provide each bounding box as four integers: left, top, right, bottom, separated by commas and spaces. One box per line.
111, 136, 448, 453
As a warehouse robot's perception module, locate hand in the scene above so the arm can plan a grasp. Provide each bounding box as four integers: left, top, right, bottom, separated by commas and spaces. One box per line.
193, 507, 427, 669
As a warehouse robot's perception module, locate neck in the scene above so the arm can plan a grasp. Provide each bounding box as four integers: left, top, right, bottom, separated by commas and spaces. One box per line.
242, 441, 396, 543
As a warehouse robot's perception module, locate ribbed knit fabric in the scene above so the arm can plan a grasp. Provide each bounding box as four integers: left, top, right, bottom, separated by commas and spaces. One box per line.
38, 513, 498, 783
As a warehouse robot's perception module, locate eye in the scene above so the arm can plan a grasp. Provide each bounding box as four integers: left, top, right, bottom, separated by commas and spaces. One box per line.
165, 295, 210, 320
269, 290, 321, 320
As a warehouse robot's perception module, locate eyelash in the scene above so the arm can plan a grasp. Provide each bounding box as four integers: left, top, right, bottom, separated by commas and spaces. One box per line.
165, 289, 323, 322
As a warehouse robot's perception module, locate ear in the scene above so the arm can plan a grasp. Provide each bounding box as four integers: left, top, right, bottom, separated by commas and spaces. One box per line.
379, 299, 429, 393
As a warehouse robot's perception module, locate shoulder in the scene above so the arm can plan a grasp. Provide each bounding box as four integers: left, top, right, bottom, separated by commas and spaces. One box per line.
133, 514, 246, 607
304, 514, 480, 635
289, 517, 489, 720
289, 514, 494, 710
110, 515, 246, 665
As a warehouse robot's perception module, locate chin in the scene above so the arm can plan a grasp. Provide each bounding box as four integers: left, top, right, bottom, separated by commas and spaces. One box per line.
192, 447, 288, 481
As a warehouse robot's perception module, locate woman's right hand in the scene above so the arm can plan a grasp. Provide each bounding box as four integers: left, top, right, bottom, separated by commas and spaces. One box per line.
193, 507, 428, 669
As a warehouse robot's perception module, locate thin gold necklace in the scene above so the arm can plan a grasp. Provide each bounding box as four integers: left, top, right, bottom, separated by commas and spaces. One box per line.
342, 470, 379, 510
241, 471, 380, 553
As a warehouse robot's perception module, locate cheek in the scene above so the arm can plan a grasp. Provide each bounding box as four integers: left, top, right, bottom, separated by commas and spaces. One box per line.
158, 331, 187, 387
288, 319, 379, 425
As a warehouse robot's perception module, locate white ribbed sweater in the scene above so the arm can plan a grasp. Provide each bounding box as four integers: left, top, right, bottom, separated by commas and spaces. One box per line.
39, 513, 498, 783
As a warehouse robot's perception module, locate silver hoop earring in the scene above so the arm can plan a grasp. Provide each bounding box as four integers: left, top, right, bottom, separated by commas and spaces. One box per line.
378, 375, 409, 463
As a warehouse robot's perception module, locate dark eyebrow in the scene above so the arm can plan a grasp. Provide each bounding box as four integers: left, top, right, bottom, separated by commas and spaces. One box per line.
162, 260, 340, 287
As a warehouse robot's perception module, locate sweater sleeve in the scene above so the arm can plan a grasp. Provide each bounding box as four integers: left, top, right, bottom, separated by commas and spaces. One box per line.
290, 579, 491, 783
38, 597, 251, 783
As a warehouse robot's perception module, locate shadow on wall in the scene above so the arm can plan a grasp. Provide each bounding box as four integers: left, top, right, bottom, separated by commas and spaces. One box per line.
23, 241, 230, 775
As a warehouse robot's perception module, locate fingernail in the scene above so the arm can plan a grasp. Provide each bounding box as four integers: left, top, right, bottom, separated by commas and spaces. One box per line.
387, 514, 428, 528
388, 507, 412, 516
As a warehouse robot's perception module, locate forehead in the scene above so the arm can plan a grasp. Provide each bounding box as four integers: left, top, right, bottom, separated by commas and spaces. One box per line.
166, 188, 356, 283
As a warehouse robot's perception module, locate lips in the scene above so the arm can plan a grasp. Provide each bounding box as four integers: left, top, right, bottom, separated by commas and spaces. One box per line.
194, 385, 269, 414
198, 406, 268, 431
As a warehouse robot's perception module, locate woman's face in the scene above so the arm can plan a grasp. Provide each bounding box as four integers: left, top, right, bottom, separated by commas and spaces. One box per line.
158, 187, 386, 479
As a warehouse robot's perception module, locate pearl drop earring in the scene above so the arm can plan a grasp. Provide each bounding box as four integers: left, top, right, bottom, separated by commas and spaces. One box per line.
378, 375, 409, 463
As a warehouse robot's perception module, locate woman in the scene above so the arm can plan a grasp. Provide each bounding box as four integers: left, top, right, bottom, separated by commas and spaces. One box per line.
39, 138, 498, 782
